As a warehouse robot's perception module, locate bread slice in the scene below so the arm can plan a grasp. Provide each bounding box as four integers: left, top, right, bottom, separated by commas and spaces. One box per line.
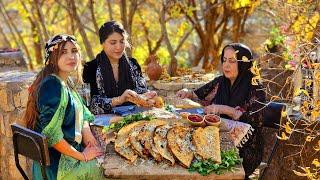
139, 119, 166, 162
128, 121, 150, 159
114, 121, 144, 163
165, 97, 202, 109
192, 126, 221, 163
167, 126, 194, 168
127, 94, 150, 107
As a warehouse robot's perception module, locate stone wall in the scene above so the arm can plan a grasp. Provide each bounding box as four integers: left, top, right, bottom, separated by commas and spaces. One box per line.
0, 70, 36, 180
0, 50, 28, 72
148, 81, 206, 97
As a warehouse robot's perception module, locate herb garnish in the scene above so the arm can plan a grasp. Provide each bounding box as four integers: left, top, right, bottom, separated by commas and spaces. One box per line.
189, 149, 242, 175
102, 113, 153, 133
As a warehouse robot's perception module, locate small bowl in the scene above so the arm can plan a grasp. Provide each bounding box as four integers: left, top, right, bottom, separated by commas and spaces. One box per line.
204, 114, 221, 126
187, 114, 205, 126
180, 112, 191, 119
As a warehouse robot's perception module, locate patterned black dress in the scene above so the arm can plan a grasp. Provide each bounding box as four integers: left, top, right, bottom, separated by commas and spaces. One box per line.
83, 52, 148, 114
194, 77, 266, 176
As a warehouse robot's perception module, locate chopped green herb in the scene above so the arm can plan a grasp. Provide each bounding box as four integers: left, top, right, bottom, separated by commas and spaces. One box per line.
189, 149, 242, 176
165, 104, 176, 113
102, 113, 153, 133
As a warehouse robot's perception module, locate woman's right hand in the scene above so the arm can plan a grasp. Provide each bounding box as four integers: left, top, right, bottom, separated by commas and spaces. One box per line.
82, 143, 103, 161
120, 89, 138, 103
176, 88, 193, 99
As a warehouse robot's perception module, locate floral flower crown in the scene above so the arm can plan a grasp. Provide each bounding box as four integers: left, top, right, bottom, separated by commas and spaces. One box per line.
44, 34, 78, 63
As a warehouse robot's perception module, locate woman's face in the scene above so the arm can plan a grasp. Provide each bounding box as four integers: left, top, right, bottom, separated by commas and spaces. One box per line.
102, 32, 125, 61
222, 48, 238, 83
58, 41, 80, 74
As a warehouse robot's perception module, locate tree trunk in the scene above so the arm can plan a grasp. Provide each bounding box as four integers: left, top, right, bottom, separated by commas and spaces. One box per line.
160, 1, 177, 76
120, 0, 128, 32
29, 18, 42, 65
33, 0, 50, 40
106, 0, 114, 20
68, 0, 95, 60
89, 0, 99, 35
0, 1, 34, 69
20, 0, 45, 51
0, 23, 11, 48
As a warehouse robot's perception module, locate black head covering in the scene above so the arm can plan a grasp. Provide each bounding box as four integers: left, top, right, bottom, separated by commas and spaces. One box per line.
213, 43, 254, 108
99, 21, 126, 44
96, 51, 134, 97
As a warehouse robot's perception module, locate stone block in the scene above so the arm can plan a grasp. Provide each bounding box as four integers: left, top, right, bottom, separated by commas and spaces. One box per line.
0, 113, 5, 136
1, 114, 12, 137
157, 90, 167, 97
9, 109, 25, 124
0, 89, 15, 112
8, 155, 26, 180
183, 82, 204, 90
1, 157, 8, 180
166, 91, 176, 97
12, 85, 29, 108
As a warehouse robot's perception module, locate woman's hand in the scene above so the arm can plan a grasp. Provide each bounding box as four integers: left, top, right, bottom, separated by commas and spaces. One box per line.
143, 91, 157, 99
120, 89, 138, 103
82, 127, 99, 147
176, 88, 193, 99
82, 143, 103, 161
204, 104, 222, 115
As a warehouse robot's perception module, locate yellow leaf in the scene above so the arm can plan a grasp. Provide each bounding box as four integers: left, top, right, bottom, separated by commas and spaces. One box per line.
276, 132, 289, 140
251, 76, 261, 85
312, 159, 320, 168
314, 140, 320, 151
285, 122, 292, 134
281, 110, 287, 118
242, 56, 249, 62
293, 170, 307, 177
305, 80, 312, 88
306, 135, 314, 142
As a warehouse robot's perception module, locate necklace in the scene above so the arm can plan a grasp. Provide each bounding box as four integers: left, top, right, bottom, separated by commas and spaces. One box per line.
110, 63, 119, 69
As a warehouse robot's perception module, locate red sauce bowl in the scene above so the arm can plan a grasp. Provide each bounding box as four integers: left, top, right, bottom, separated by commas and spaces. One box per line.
187, 114, 205, 126
204, 114, 221, 126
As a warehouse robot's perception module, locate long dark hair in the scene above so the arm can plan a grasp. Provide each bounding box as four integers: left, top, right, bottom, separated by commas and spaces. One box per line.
24, 40, 82, 129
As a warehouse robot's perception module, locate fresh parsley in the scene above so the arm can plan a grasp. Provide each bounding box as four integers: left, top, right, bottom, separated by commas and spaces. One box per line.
189, 149, 242, 176
165, 104, 176, 113
102, 113, 153, 133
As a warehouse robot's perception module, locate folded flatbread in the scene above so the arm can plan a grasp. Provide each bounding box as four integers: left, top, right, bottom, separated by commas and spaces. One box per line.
167, 126, 194, 168
114, 121, 144, 163
166, 97, 202, 109
128, 121, 150, 159
192, 126, 221, 163
139, 119, 166, 162
154, 124, 175, 165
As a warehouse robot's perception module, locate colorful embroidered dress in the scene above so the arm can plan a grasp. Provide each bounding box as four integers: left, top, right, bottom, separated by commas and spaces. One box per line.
32, 75, 103, 180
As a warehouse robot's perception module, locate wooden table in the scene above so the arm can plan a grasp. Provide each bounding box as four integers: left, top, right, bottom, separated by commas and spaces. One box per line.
91, 114, 245, 180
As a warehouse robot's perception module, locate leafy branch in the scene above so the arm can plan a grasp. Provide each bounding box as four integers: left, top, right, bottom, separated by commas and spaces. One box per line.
102, 113, 153, 133
188, 149, 241, 176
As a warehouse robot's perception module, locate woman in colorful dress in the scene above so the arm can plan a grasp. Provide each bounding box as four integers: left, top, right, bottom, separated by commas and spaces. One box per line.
176, 43, 266, 178
83, 21, 156, 114
24, 34, 104, 180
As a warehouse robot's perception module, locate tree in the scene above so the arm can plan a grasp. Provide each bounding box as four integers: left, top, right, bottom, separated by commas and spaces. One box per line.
167, 0, 258, 69
68, 0, 95, 60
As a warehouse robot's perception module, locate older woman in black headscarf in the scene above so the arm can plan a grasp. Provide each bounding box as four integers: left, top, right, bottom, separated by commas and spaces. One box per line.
177, 43, 265, 178
83, 21, 156, 114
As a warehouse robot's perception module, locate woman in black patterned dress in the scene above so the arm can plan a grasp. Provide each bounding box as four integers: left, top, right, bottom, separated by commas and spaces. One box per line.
83, 21, 156, 114
177, 43, 266, 178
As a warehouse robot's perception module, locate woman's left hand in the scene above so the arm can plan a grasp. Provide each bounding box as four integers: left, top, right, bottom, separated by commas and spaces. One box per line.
204, 104, 222, 115
143, 91, 157, 99
82, 128, 99, 147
